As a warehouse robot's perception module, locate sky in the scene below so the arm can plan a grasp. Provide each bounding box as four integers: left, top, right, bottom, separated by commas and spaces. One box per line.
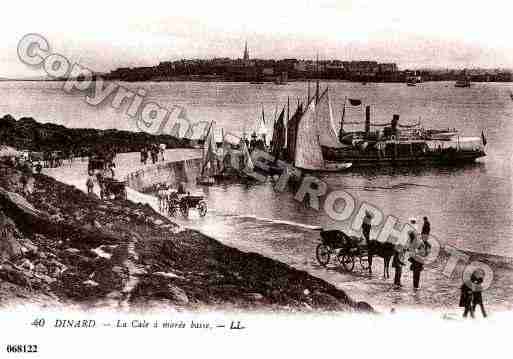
1, 0, 513, 78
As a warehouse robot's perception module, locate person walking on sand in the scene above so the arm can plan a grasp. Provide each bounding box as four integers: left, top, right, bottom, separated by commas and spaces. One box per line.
392, 244, 406, 287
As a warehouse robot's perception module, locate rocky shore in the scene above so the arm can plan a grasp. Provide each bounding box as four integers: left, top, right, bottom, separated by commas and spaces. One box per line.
0, 163, 371, 313
0, 114, 187, 154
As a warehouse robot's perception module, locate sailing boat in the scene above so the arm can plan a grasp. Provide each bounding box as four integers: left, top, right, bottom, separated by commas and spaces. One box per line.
197, 121, 218, 185
213, 128, 257, 182
294, 89, 352, 172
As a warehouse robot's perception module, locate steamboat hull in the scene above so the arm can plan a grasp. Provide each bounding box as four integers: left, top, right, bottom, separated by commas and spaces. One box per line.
322, 146, 485, 167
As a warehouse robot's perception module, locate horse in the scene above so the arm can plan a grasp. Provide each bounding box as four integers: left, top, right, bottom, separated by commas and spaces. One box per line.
367, 240, 396, 279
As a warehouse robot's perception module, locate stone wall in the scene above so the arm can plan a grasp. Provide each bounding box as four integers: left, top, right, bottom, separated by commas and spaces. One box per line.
125, 158, 202, 192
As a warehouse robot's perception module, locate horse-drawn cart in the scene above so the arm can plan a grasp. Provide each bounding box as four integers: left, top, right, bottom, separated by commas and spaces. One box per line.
315, 230, 370, 272
100, 178, 127, 200
167, 192, 207, 218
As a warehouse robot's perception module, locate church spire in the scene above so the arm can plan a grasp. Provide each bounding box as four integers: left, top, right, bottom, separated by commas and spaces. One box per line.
243, 41, 249, 61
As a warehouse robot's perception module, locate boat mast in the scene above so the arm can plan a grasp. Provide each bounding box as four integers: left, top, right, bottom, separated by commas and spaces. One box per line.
315, 52, 320, 103
340, 96, 347, 133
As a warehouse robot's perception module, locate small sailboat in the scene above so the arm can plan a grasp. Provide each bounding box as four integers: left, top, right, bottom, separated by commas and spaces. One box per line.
213, 129, 257, 182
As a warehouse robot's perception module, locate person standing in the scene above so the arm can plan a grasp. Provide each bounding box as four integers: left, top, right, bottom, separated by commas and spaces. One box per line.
96, 172, 105, 200
471, 271, 487, 318
362, 211, 373, 245
459, 279, 474, 318
86, 173, 95, 194
392, 244, 406, 287
421, 216, 431, 242
407, 231, 430, 290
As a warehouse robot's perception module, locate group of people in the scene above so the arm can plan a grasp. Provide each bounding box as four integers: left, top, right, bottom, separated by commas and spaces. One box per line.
362, 213, 487, 318
140, 144, 165, 165
390, 217, 432, 290
361, 213, 431, 290
459, 270, 487, 318
86, 162, 116, 196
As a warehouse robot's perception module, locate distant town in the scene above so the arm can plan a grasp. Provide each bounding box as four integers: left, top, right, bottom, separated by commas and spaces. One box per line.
99, 42, 513, 83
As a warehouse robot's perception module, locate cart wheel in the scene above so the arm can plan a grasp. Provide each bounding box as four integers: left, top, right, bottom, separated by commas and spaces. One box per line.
339, 253, 355, 272
180, 202, 189, 218
197, 201, 207, 217
316, 243, 331, 267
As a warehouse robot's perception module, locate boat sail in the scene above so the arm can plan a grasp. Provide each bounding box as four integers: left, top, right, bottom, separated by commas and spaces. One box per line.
316, 88, 349, 149
294, 100, 323, 170
294, 92, 352, 172
197, 121, 218, 185
270, 107, 286, 159
285, 104, 302, 162
239, 137, 255, 174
